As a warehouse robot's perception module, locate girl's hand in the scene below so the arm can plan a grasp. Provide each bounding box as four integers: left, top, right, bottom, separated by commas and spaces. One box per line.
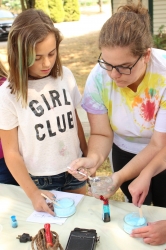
128, 175, 151, 207
68, 157, 97, 181
30, 189, 56, 216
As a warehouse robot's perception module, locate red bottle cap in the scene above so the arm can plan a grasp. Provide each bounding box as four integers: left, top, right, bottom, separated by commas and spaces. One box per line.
100, 195, 109, 205
44, 223, 53, 247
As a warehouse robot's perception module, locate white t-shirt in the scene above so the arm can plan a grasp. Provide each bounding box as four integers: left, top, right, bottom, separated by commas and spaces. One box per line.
82, 48, 166, 154
0, 66, 82, 175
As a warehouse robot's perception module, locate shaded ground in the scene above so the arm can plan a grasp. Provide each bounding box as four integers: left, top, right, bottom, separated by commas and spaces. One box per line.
60, 31, 100, 94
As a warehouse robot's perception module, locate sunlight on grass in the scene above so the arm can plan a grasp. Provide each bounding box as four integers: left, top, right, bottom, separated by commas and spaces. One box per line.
60, 31, 100, 95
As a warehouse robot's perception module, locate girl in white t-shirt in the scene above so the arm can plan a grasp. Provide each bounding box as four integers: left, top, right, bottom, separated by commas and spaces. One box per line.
0, 9, 87, 215
68, 1, 166, 208
0, 60, 18, 185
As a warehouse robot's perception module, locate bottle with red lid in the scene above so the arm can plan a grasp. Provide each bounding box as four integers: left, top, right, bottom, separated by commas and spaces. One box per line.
100, 196, 111, 222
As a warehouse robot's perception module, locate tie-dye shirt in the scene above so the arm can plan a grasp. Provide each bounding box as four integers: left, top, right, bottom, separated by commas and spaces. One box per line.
82, 48, 166, 154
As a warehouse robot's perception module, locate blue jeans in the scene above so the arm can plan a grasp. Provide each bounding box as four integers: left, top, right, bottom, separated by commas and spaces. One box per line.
0, 158, 19, 185
30, 172, 86, 191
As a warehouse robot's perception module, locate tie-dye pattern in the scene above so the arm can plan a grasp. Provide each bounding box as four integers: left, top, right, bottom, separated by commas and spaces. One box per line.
82, 48, 166, 154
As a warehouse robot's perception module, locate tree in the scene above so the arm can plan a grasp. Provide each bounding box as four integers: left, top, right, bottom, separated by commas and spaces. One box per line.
98, 0, 102, 13
35, 0, 50, 15
48, 0, 65, 23
63, 0, 80, 22
2, 0, 40, 12
20, 0, 35, 10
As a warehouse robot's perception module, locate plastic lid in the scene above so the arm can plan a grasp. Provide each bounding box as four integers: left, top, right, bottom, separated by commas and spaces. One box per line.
10, 215, 16, 221
103, 199, 109, 205
100, 196, 109, 205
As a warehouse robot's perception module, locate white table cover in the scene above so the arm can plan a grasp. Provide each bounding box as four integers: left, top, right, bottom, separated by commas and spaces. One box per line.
0, 184, 166, 250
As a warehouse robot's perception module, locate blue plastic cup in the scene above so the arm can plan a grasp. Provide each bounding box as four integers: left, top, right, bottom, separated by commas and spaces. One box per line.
54, 198, 76, 217
123, 212, 147, 234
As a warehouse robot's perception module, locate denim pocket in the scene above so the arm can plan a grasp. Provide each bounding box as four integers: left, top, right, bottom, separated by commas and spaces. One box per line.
30, 176, 50, 189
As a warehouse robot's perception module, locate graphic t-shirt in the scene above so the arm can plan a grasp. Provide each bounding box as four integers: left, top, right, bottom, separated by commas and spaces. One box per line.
0, 66, 82, 175
82, 48, 166, 154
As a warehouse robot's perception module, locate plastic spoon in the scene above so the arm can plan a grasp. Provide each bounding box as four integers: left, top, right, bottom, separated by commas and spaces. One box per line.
67, 166, 101, 182
138, 206, 143, 218
41, 193, 61, 207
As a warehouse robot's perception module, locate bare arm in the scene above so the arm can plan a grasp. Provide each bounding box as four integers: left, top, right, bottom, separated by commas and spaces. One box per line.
139, 145, 166, 177
75, 110, 88, 156
87, 112, 113, 168
102, 130, 166, 200
68, 112, 113, 179
129, 144, 166, 206
116, 130, 166, 186
0, 128, 55, 216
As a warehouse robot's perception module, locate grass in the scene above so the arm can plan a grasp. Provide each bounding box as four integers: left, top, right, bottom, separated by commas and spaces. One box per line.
60, 31, 100, 94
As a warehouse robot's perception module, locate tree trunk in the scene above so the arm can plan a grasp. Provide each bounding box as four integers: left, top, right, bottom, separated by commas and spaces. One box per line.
20, 0, 27, 10
20, 0, 35, 10
98, 0, 102, 13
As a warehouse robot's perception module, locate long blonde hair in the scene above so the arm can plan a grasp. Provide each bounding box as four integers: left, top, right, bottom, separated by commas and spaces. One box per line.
99, 0, 153, 56
7, 9, 63, 107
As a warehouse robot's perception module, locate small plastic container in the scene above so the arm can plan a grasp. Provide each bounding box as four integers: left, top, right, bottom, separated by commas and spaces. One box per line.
10, 215, 18, 228
90, 176, 113, 196
54, 198, 76, 218
123, 212, 147, 234
102, 199, 111, 222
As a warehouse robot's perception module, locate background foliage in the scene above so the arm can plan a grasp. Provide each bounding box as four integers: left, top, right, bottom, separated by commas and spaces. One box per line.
63, 0, 80, 21
1, 0, 81, 22
153, 25, 166, 50
48, 0, 65, 23
35, 0, 50, 15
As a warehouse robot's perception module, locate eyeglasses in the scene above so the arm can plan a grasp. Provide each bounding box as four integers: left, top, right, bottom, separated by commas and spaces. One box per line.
98, 54, 142, 75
